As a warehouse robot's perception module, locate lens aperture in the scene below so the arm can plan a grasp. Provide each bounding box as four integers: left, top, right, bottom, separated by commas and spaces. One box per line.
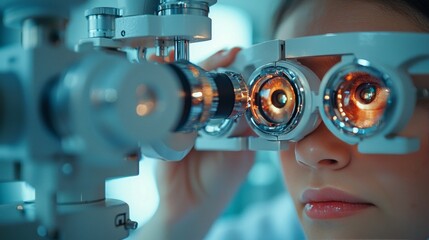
323, 65, 393, 137
254, 76, 296, 124
247, 64, 305, 138
336, 72, 389, 129
356, 83, 377, 104
257, 76, 296, 124
272, 89, 288, 108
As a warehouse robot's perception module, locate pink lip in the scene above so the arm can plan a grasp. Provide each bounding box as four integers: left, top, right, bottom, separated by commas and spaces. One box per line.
301, 188, 375, 220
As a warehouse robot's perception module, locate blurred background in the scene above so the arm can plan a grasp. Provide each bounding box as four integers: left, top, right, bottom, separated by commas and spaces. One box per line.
0, 0, 289, 232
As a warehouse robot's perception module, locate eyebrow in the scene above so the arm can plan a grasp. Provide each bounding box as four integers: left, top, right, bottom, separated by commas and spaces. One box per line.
292, 55, 341, 78
294, 55, 341, 66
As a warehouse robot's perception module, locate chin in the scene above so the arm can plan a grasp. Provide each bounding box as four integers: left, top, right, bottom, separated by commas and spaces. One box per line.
301, 218, 427, 239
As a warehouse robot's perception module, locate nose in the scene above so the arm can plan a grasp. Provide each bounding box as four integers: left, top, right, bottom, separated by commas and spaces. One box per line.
295, 124, 352, 170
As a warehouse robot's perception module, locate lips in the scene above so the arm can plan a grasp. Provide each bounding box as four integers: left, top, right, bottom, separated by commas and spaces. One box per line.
301, 188, 375, 220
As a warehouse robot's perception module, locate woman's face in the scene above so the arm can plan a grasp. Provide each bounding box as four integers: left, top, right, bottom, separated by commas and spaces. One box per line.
276, 0, 429, 238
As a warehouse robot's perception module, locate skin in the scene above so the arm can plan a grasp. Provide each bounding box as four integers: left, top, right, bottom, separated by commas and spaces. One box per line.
276, 0, 429, 238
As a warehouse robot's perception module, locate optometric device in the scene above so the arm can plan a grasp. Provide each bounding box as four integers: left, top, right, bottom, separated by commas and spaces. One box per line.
240, 32, 429, 154
2, 1, 428, 237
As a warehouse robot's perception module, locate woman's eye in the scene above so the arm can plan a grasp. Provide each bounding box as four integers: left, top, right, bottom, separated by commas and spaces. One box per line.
355, 83, 377, 104
335, 72, 390, 129
256, 76, 297, 124
352, 82, 389, 110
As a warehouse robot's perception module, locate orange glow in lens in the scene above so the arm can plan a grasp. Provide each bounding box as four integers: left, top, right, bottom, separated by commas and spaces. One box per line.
256, 76, 296, 124
335, 72, 389, 128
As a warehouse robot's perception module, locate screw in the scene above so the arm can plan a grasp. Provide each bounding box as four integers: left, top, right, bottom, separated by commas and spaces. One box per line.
125, 220, 138, 230
61, 162, 74, 175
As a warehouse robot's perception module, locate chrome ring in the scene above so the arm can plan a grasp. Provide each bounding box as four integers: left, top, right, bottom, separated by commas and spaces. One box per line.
173, 61, 218, 132
246, 64, 305, 137
157, 1, 209, 16
223, 71, 249, 119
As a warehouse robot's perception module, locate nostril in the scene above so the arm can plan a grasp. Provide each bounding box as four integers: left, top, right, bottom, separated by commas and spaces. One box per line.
318, 159, 338, 166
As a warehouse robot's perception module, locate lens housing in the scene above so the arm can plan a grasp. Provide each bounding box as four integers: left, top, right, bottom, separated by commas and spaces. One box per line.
142, 63, 248, 161
246, 61, 320, 141
168, 62, 248, 133
320, 59, 396, 142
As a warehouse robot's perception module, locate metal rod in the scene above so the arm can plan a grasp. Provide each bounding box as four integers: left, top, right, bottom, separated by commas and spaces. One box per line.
174, 38, 189, 61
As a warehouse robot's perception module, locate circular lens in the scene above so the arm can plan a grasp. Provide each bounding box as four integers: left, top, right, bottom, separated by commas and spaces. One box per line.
247, 64, 304, 138
247, 61, 321, 140
256, 76, 297, 124
323, 66, 393, 137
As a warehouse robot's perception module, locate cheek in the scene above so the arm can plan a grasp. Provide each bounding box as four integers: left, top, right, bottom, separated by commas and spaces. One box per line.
398, 103, 429, 135
361, 106, 429, 222
365, 108, 428, 186
279, 145, 304, 192
368, 149, 429, 231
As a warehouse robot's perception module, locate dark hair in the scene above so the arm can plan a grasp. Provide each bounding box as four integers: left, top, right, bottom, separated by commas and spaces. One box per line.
271, 0, 429, 36
271, 0, 297, 36
381, 0, 429, 30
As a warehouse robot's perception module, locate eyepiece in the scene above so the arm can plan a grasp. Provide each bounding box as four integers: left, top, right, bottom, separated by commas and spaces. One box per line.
256, 74, 297, 125
245, 61, 320, 141
168, 62, 248, 132
246, 64, 303, 137
321, 61, 394, 137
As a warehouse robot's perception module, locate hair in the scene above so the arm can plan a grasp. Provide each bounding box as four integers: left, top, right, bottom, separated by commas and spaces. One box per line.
271, 0, 429, 36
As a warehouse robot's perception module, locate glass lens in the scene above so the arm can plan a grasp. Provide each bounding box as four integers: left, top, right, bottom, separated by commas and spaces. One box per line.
247, 65, 305, 137
324, 70, 391, 136
253, 75, 297, 125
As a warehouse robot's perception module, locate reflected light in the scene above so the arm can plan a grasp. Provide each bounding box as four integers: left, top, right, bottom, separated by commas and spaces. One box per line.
191, 92, 203, 98
136, 103, 150, 116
